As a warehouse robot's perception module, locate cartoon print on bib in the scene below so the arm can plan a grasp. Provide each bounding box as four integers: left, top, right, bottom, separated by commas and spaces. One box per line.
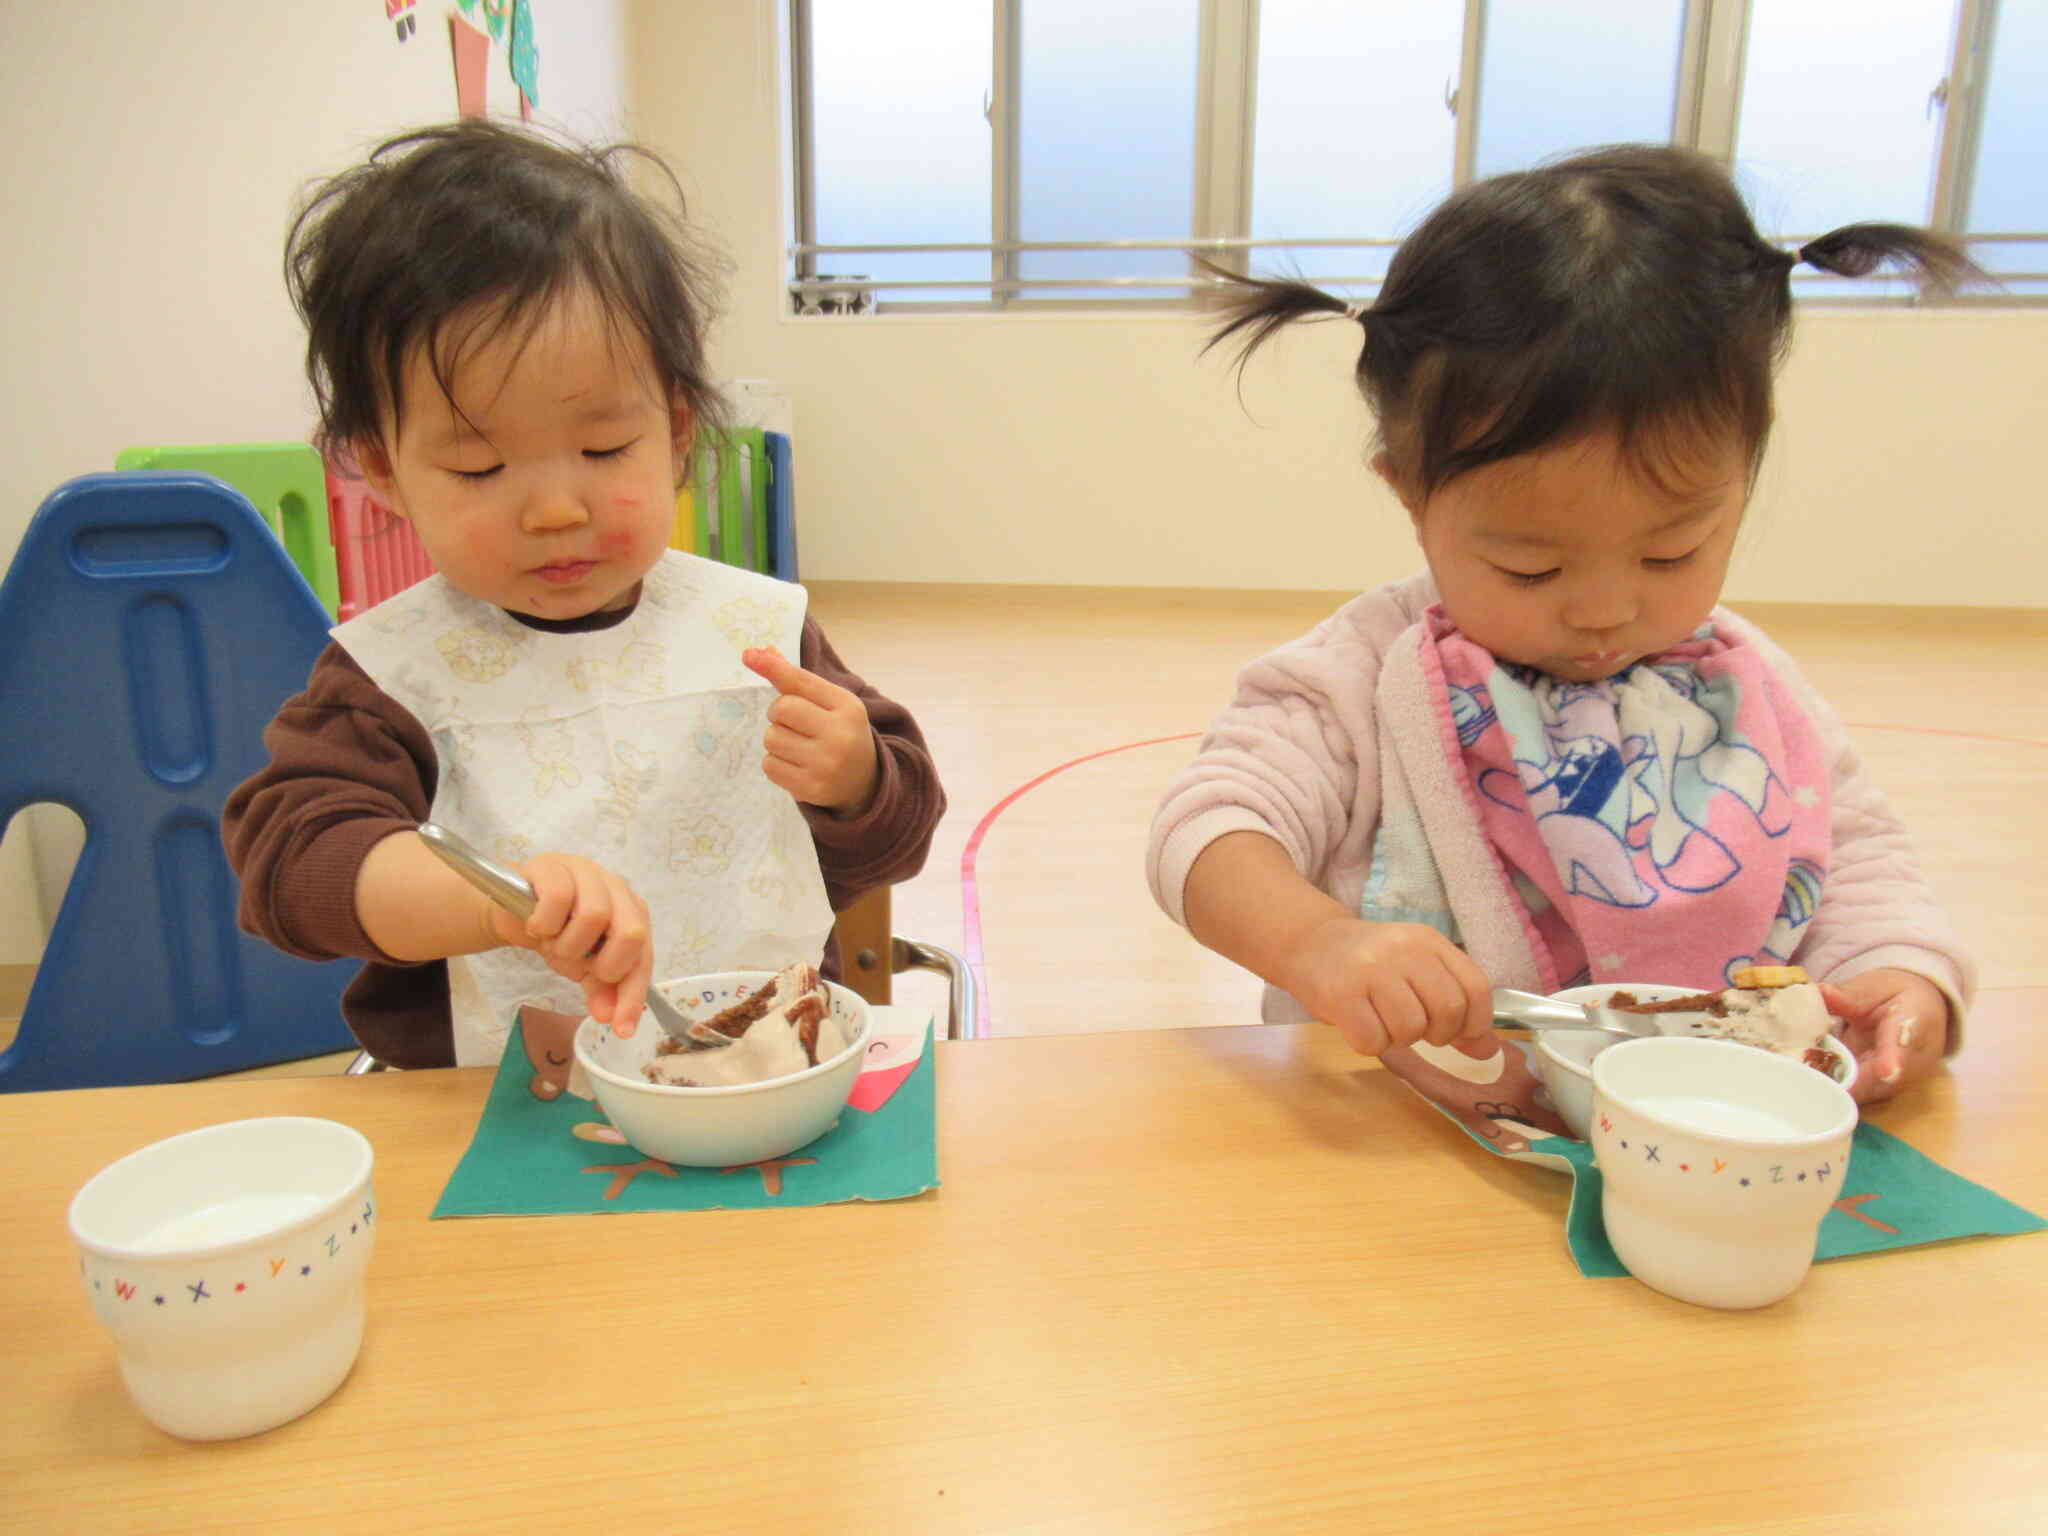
1429, 609, 1831, 987
712, 595, 787, 652
438, 623, 524, 682
594, 741, 662, 846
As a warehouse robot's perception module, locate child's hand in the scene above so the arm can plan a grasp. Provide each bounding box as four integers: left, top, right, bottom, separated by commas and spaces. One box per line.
485, 853, 654, 1036
742, 645, 880, 815
1820, 969, 1950, 1104
1284, 916, 1498, 1060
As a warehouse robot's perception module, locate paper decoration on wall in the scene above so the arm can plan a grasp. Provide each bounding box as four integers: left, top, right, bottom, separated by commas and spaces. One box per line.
443, 0, 540, 121
385, 0, 417, 42
448, 11, 491, 118
510, 0, 540, 116
455, 0, 511, 45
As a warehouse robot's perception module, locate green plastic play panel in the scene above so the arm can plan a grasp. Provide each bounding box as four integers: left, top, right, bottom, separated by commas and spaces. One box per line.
116, 442, 341, 617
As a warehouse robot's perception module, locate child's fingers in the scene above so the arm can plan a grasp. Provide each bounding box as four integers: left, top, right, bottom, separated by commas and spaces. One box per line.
1366, 975, 1432, 1052
1413, 963, 1477, 1049
582, 882, 649, 987
743, 646, 844, 707
549, 861, 616, 964
1442, 951, 1501, 1058
767, 691, 836, 739
759, 749, 811, 801
607, 963, 650, 1038
763, 722, 819, 769
521, 862, 580, 946
1851, 1006, 1926, 1104
1328, 1004, 1392, 1058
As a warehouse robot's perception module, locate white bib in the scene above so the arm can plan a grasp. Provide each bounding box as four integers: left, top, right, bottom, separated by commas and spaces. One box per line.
333, 552, 835, 1065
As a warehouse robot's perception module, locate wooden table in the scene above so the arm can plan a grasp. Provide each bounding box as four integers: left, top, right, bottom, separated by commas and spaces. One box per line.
5, 994, 2044, 1535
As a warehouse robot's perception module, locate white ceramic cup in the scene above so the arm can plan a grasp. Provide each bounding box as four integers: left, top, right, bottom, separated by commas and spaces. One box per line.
68, 1117, 376, 1440
1591, 1037, 1857, 1310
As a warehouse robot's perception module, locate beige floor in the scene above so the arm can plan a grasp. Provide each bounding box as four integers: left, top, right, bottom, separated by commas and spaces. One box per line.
4, 585, 2044, 1077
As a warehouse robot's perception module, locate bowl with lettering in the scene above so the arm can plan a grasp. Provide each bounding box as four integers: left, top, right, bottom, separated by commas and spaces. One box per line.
1531, 982, 1855, 1140
68, 1116, 376, 1440
574, 971, 871, 1167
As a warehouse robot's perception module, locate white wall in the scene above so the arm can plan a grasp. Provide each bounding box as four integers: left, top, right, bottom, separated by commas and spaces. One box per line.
0, 0, 632, 962
628, 1, 2048, 606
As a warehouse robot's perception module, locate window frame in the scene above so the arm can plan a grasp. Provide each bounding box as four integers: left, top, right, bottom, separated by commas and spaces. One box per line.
786, 0, 2044, 313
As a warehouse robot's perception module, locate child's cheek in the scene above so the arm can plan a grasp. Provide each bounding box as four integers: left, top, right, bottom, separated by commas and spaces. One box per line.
598, 527, 637, 560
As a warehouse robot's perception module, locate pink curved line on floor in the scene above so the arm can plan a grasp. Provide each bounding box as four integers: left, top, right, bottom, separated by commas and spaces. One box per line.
958, 718, 2043, 1031
959, 733, 1200, 1032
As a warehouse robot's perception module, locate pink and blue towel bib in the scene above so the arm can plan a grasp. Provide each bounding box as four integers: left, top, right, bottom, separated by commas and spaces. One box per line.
1422, 608, 1831, 992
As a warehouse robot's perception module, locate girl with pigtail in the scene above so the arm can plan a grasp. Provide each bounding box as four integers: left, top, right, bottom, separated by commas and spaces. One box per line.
1147, 145, 1979, 1105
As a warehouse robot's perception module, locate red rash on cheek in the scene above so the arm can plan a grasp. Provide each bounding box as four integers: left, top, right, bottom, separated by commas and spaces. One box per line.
597, 529, 635, 558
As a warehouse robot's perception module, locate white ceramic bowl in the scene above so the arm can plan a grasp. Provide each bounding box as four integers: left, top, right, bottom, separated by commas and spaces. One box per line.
1533, 982, 1857, 1140
68, 1117, 376, 1441
574, 971, 871, 1167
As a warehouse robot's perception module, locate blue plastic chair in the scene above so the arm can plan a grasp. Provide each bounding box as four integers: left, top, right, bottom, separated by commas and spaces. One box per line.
0, 473, 356, 1091
765, 430, 799, 580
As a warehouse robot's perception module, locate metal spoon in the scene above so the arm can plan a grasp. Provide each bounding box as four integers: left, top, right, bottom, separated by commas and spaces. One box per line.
417, 821, 731, 1050
1491, 987, 1660, 1041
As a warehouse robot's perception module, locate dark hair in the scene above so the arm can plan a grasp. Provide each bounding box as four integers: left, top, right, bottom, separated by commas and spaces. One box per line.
285, 120, 727, 465
1205, 144, 1984, 498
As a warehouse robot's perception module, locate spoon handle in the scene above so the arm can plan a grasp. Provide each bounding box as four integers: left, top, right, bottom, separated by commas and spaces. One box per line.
419, 821, 536, 919
1490, 987, 1639, 1036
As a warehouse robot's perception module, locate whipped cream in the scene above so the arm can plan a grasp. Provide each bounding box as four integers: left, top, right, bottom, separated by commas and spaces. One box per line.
1699, 982, 1837, 1058
643, 1009, 849, 1088
640, 962, 849, 1088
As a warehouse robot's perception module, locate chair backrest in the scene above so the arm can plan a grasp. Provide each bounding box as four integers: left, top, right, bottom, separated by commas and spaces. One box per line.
691, 428, 773, 574
325, 460, 434, 621
682, 428, 799, 581
0, 473, 356, 1090
116, 443, 342, 619
765, 430, 798, 580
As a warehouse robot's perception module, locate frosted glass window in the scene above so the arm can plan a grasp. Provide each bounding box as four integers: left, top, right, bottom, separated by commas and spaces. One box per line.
1967, 0, 2048, 294
1252, 0, 1463, 289
1474, 1, 1686, 179
810, 2, 991, 301
790, 1, 2046, 309
1016, 0, 1199, 299
1734, 0, 1954, 237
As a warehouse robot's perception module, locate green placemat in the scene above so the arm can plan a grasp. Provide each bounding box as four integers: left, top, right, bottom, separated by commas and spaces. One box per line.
1439, 1117, 2045, 1277
433, 1020, 938, 1218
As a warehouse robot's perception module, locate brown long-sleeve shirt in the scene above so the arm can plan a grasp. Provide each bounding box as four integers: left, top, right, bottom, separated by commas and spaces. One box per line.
223, 607, 944, 1068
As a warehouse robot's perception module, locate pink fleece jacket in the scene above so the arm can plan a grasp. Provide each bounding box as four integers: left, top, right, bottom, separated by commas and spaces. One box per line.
1145, 573, 1974, 1040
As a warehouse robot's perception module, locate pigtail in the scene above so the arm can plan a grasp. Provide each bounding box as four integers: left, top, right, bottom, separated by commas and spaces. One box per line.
1796, 224, 1986, 297
1194, 255, 1362, 376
